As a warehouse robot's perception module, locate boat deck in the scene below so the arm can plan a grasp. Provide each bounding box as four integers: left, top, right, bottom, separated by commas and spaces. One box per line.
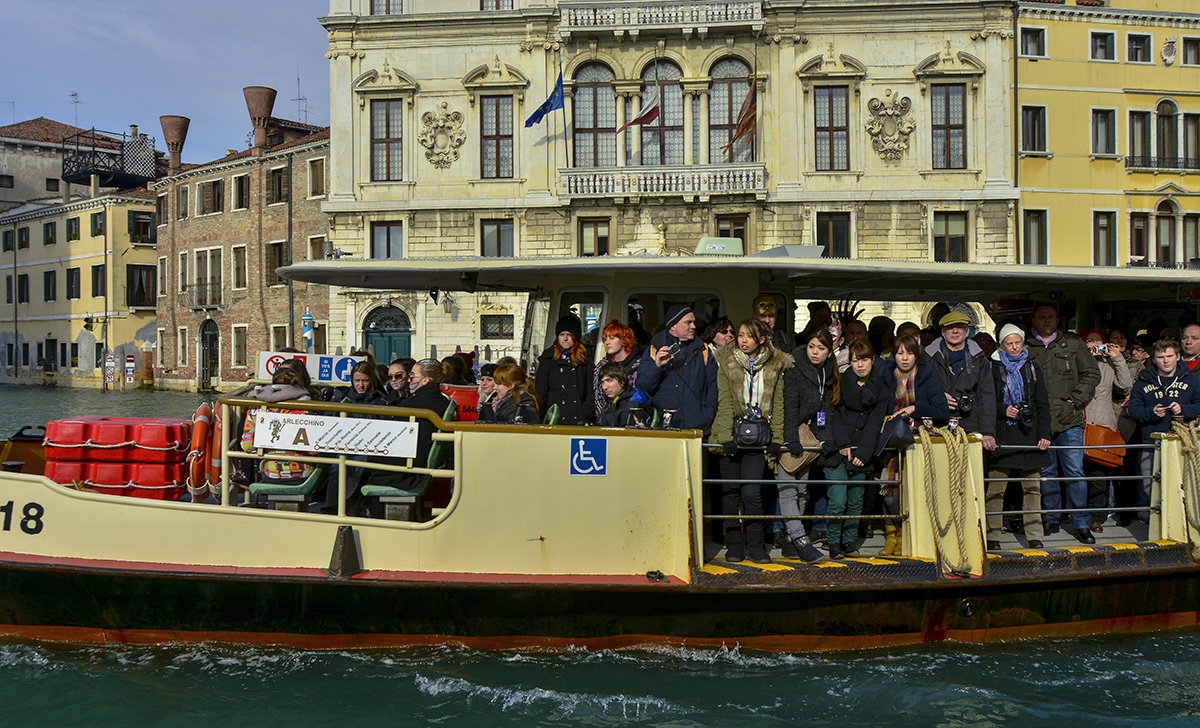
696, 520, 1195, 588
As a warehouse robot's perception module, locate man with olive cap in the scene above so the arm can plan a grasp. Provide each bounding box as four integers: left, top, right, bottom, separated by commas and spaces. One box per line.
637, 304, 719, 434
924, 310, 997, 449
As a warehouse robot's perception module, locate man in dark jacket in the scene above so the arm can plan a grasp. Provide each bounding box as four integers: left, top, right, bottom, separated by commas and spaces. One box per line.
637, 304, 718, 435
924, 311, 997, 448
1025, 304, 1100, 541
1129, 338, 1200, 520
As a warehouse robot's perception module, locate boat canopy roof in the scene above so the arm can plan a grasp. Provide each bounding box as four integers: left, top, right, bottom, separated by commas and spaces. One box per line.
281, 254, 1199, 304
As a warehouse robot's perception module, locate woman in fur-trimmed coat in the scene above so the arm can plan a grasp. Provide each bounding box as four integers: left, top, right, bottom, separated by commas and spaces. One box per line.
709, 319, 793, 564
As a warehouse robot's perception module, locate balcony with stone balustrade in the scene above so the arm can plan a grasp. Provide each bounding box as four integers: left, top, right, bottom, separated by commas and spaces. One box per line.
559, 163, 766, 201
557, 0, 763, 40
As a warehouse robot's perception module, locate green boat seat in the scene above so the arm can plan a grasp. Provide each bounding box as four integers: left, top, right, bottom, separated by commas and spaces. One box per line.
543, 403, 560, 425
360, 400, 456, 521
248, 465, 328, 512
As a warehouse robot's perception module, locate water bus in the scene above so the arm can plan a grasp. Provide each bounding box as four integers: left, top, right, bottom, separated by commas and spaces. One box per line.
0, 251, 1198, 650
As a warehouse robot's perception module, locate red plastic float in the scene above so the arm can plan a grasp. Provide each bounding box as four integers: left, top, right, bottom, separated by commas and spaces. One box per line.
43, 416, 192, 501
44, 417, 192, 463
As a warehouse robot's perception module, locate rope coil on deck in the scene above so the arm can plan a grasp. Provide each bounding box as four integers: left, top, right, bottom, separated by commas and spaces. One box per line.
1173, 422, 1200, 532
918, 425, 971, 576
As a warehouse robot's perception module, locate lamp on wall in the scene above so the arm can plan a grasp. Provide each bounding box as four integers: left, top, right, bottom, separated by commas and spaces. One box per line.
442, 293, 455, 314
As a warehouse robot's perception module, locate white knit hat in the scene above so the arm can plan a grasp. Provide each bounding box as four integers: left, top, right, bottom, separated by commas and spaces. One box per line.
998, 323, 1025, 345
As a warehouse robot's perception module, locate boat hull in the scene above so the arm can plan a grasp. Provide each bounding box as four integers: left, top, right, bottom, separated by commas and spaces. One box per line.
0, 554, 1197, 651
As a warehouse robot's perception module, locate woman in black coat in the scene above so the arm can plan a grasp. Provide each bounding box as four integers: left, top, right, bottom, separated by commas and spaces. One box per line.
535, 314, 593, 425
825, 340, 890, 559
774, 328, 838, 563
482, 363, 541, 425
987, 324, 1051, 549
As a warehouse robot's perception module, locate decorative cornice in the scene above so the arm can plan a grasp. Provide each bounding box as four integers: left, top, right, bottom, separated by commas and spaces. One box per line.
325, 48, 365, 60
0, 195, 154, 225
1019, 4, 1200, 29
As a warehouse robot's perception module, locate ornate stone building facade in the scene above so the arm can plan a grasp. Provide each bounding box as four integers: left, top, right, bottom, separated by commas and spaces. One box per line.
321, 0, 1017, 352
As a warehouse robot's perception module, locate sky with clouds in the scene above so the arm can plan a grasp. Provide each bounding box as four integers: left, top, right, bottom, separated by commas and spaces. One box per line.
4, 0, 331, 165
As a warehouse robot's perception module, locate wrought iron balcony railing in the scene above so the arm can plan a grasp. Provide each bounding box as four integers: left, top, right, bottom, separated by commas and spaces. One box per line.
1125, 155, 1200, 172
181, 282, 223, 310
560, 163, 767, 200
558, 0, 763, 38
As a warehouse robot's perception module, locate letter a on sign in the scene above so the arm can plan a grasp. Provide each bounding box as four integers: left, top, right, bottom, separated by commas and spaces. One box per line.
292, 428, 310, 446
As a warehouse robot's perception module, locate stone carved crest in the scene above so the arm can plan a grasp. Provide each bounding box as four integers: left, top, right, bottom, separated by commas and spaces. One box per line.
1163, 37, 1177, 66
865, 89, 915, 162
418, 102, 465, 170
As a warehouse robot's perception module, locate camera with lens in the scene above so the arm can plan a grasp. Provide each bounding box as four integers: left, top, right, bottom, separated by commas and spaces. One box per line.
1016, 402, 1035, 427
1093, 343, 1108, 356
956, 393, 975, 415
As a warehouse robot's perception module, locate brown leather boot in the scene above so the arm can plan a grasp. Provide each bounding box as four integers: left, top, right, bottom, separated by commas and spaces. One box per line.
879, 525, 900, 555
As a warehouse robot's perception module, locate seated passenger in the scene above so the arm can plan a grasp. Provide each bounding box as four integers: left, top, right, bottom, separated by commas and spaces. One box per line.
480, 363, 540, 424
596, 362, 653, 428
593, 320, 643, 421
343, 361, 387, 408
384, 358, 410, 406
240, 367, 316, 484
393, 358, 452, 473
477, 363, 498, 422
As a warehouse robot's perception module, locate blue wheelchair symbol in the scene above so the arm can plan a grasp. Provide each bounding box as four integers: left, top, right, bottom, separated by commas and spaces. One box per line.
569, 437, 607, 476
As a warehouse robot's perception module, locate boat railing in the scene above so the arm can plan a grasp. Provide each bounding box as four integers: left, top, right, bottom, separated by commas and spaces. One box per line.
695, 427, 1200, 575
214, 394, 459, 518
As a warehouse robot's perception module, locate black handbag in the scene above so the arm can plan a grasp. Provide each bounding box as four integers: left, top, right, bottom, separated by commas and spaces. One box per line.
734, 406, 772, 448
732, 359, 772, 448
874, 413, 915, 457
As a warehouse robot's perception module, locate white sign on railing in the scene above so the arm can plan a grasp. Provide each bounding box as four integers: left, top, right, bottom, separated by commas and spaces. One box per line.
256, 351, 365, 384
253, 411, 418, 458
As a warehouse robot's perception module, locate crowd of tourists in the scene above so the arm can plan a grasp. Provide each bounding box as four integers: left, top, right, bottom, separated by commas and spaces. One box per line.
241, 300, 1200, 556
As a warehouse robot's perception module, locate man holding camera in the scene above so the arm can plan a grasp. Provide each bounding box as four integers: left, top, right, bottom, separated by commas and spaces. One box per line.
924, 311, 997, 449
638, 304, 719, 435
985, 324, 1051, 549
1026, 304, 1101, 543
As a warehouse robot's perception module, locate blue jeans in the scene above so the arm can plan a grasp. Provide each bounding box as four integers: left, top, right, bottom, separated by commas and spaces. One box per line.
1041, 426, 1090, 531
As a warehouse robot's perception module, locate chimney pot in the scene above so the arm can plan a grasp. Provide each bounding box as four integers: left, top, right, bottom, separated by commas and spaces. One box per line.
159, 115, 190, 176
243, 86, 278, 149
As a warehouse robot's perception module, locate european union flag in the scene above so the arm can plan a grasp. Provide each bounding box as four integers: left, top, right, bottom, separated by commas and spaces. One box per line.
525, 70, 564, 128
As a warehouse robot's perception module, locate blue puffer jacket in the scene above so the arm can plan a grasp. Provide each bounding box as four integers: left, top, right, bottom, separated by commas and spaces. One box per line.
636, 331, 718, 435
880, 359, 951, 425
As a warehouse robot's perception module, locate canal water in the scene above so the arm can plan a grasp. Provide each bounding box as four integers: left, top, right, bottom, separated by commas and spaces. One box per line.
2, 385, 1200, 725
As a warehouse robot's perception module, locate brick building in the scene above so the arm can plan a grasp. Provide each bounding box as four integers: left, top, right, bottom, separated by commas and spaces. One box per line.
151, 87, 339, 391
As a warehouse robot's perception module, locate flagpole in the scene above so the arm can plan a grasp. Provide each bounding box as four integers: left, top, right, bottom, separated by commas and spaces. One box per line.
557, 54, 569, 169
654, 50, 663, 162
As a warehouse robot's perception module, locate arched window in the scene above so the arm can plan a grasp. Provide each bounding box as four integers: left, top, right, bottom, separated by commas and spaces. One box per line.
1156, 200, 1177, 267
709, 58, 754, 163
573, 63, 616, 168
640, 60, 684, 166
1157, 100, 1178, 161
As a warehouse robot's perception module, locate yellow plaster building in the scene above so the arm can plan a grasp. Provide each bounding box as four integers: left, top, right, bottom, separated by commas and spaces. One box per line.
0, 188, 159, 387
1017, 0, 1200, 269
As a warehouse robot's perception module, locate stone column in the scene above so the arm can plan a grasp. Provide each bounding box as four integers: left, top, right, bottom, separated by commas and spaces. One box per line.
682, 91, 695, 165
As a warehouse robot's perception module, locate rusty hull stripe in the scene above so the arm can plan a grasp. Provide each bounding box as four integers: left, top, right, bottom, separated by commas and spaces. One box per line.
0, 610, 1197, 651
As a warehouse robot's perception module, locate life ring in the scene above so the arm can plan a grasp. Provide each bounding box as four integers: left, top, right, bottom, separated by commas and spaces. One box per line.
207, 406, 223, 495
187, 404, 212, 500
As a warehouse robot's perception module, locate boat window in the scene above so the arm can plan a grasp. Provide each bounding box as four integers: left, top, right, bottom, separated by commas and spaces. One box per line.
625, 290, 722, 343
520, 293, 550, 368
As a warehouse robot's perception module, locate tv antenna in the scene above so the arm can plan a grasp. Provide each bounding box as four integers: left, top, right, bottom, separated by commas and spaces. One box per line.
291, 70, 309, 124
69, 92, 82, 126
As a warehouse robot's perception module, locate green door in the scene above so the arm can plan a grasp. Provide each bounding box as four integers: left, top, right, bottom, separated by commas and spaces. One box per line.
363, 306, 412, 362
